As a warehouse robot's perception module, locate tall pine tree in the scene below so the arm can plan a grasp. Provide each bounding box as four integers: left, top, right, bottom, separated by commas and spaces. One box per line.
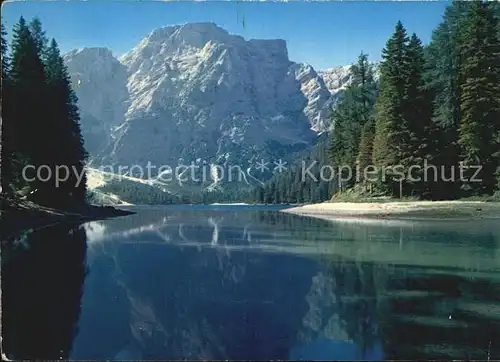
28, 17, 48, 62
330, 53, 377, 188
372, 21, 409, 195
1, 22, 7, 83
458, 1, 500, 195
10, 17, 50, 198
3, 18, 88, 205
357, 118, 375, 185
45, 38, 88, 204
1, 22, 9, 193
402, 33, 438, 197
424, 1, 472, 199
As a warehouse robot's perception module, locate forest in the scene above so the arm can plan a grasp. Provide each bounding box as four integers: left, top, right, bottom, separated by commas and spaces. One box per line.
252, 1, 500, 203
1, 17, 88, 208
2, 2, 499, 207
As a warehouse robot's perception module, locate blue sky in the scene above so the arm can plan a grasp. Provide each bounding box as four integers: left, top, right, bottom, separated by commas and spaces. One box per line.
2, 1, 449, 69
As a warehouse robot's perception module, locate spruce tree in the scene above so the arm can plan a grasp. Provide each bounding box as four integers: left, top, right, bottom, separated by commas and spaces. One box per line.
372, 21, 409, 195
1, 22, 9, 194
402, 33, 437, 197
458, 1, 500, 195
8, 17, 52, 201
492, 2, 500, 193
329, 53, 377, 188
357, 119, 375, 185
329, 105, 348, 166
45, 38, 88, 204
403, 34, 426, 149
2, 17, 88, 204
1, 22, 7, 82
5, 17, 47, 196
424, 1, 472, 199
350, 52, 378, 122
28, 17, 48, 61
425, 1, 471, 129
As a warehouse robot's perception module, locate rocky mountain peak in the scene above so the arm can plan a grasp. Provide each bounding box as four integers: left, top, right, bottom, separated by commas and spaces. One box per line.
64, 47, 129, 156
65, 47, 122, 78
64, 23, 355, 174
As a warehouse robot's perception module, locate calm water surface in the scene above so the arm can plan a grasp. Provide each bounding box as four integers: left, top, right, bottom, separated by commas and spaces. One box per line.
2, 205, 500, 360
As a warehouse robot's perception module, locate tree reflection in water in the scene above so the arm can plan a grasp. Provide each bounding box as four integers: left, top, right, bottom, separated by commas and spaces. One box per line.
2, 223, 88, 360
2, 207, 498, 360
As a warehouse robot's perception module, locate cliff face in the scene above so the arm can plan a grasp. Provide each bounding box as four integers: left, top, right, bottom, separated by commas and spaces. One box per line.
64, 23, 353, 174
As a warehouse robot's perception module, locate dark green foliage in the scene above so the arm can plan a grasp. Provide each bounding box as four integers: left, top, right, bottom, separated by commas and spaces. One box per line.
28, 17, 48, 61
372, 22, 461, 198
329, 53, 378, 188
373, 21, 409, 171
458, 1, 500, 195
254, 134, 335, 204
4, 8, 499, 205
357, 119, 375, 183
401, 33, 438, 197
95, 179, 181, 205
250, 4, 500, 203
345, 3, 499, 201
425, 1, 471, 130
45, 39, 88, 204
372, 21, 412, 197
424, 1, 473, 199
1, 17, 88, 206
3, 17, 46, 193
1, 22, 7, 80
1, 22, 10, 193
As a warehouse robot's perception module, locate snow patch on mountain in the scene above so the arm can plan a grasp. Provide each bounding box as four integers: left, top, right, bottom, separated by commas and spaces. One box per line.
64, 23, 356, 174
292, 63, 334, 133
64, 47, 129, 156
318, 65, 352, 95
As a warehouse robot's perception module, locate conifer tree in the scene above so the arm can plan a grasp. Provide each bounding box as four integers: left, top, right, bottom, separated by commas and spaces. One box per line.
372, 21, 409, 195
357, 119, 375, 185
402, 33, 437, 197
458, 1, 500, 195
425, 1, 471, 129
2, 17, 88, 204
4, 18, 45, 195
28, 17, 48, 61
329, 90, 359, 167
350, 53, 378, 122
1, 22, 7, 81
1, 22, 9, 193
329, 105, 348, 167
424, 1, 472, 199
8, 17, 50, 199
403, 34, 426, 148
330, 53, 377, 188
45, 38, 88, 204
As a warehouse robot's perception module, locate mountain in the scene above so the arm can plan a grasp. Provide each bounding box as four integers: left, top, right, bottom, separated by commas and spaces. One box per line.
64, 22, 354, 183
318, 65, 352, 94
293, 63, 336, 133
64, 48, 129, 157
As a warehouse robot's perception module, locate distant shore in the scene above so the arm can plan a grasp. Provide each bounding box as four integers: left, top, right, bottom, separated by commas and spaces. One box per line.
281, 200, 500, 221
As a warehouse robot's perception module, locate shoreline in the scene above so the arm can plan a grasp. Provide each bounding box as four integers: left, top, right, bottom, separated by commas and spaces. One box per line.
0, 198, 134, 240
281, 200, 500, 222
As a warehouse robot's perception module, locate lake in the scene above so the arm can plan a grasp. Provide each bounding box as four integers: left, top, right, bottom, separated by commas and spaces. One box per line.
2, 205, 500, 360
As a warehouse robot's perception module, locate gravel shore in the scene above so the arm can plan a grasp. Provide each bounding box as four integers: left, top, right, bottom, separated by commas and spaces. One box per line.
281, 200, 500, 221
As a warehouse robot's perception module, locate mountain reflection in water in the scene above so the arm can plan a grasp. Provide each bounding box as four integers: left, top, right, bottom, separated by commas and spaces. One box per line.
2, 205, 499, 360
